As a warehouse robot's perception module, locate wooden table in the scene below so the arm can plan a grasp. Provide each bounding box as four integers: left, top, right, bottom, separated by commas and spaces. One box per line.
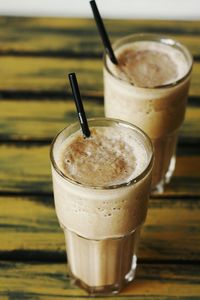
0, 17, 200, 299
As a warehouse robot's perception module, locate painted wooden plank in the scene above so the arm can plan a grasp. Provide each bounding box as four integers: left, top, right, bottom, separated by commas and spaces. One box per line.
0, 262, 199, 299
0, 17, 200, 57
0, 57, 199, 97
179, 105, 200, 143
0, 144, 199, 196
0, 99, 199, 142
0, 196, 199, 261
0, 99, 103, 141
0, 99, 104, 141
0, 56, 102, 96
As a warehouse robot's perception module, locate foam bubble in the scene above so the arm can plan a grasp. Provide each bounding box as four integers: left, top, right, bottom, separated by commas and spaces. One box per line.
108, 41, 189, 88
57, 126, 149, 187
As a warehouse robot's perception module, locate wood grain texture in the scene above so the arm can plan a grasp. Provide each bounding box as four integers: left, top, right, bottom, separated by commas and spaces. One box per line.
0, 196, 199, 261
0, 56, 102, 96
0, 17, 200, 57
0, 99, 104, 141
0, 57, 199, 97
0, 144, 199, 196
0, 99, 199, 143
0, 262, 199, 299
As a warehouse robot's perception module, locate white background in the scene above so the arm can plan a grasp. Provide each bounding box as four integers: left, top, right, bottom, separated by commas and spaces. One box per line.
0, 0, 199, 20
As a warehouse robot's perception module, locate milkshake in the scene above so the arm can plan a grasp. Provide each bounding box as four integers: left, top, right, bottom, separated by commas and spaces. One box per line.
50, 118, 153, 294
104, 34, 193, 191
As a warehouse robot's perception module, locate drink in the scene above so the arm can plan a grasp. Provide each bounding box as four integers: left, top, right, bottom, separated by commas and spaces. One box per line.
104, 34, 193, 191
50, 118, 153, 295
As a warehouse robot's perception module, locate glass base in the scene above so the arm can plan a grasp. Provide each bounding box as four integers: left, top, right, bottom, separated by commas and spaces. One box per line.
70, 255, 137, 296
64, 228, 140, 295
165, 155, 176, 184
152, 155, 176, 193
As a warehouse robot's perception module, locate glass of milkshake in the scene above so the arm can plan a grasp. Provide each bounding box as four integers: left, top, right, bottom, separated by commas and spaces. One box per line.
104, 34, 193, 192
50, 117, 153, 295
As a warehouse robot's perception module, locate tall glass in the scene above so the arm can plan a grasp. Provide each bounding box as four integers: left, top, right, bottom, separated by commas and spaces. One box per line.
50, 118, 153, 295
104, 34, 193, 192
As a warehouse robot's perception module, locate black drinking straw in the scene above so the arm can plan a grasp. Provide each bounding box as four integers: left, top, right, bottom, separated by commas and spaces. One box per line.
68, 73, 91, 138
90, 0, 118, 65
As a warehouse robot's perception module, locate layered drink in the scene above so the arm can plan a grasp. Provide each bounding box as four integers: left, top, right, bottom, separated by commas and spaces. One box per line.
50, 118, 153, 294
104, 34, 193, 191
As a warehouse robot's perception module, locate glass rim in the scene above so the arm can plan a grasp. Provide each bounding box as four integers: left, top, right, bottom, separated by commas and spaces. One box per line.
50, 117, 154, 190
104, 33, 193, 90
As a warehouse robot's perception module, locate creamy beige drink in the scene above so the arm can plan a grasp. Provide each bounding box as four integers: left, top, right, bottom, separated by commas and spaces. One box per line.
50, 118, 153, 295
104, 34, 193, 191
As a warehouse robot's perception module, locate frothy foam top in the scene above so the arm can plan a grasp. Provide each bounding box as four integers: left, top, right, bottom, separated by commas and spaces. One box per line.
108, 41, 189, 88
57, 126, 149, 187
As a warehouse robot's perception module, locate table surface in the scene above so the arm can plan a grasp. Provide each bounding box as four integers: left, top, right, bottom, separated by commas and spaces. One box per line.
0, 16, 200, 299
